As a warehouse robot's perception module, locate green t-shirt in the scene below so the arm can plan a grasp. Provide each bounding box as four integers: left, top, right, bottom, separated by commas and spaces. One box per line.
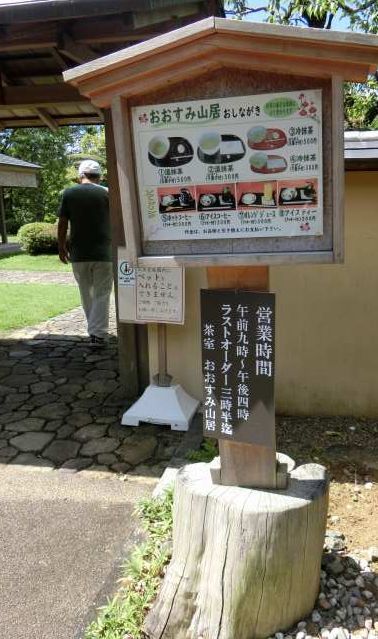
58, 183, 112, 262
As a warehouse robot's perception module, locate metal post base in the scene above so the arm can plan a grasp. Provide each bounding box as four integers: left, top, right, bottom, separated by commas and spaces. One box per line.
121, 383, 200, 432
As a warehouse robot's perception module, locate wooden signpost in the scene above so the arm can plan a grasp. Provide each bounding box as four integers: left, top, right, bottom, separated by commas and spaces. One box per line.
64, 17, 378, 638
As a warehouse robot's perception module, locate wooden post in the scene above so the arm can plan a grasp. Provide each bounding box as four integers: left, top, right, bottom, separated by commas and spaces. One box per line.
0, 188, 8, 244
144, 461, 329, 639
104, 108, 149, 397
207, 265, 276, 489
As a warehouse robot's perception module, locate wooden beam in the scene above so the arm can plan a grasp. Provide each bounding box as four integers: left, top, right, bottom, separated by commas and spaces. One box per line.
77, 39, 217, 96
3, 84, 86, 107
214, 49, 369, 82
209, 32, 378, 68
104, 107, 141, 398
90, 52, 220, 107
0, 1, 147, 24
137, 252, 335, 267
0, 115, 102, 128
64, 17, 216, 84
70, 12, 209, 45
332, 75, 345, 263
58, 34, 97, 64
50, 48, 69, 71
0, 24, 57, 52
34, 107, 59, 132
110, 95, 141, 262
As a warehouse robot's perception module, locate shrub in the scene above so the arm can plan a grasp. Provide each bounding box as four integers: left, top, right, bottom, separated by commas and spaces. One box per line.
17, 222, 58, 255
4, 216, 21, 235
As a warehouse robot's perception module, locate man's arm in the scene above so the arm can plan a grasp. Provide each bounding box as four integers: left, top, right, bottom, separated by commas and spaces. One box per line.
57, 216, 69, 264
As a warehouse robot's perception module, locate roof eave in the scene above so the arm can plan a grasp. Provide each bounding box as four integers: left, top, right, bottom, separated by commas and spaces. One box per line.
64, 18, 378, 108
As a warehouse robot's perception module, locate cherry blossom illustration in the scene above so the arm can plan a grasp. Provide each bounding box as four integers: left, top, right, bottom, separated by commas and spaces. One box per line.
298, 94, 319, 122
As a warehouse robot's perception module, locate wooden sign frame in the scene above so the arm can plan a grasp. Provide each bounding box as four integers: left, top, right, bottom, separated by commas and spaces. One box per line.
64, 17, 378, 268
112, 72, 344, 268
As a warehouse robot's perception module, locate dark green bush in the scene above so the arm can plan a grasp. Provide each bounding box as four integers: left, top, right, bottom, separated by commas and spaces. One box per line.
4, 216, 21, 235
17, 222, 58, 255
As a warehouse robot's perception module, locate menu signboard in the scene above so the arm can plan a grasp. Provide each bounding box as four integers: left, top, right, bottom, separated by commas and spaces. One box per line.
132, 90, 322, 243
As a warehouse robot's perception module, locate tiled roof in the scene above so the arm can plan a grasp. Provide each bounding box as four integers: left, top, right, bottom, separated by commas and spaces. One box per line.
0, 153, 40, 170
344, 131, 378, 169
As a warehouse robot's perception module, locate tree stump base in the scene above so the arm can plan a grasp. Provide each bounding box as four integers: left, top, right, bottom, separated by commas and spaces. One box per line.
144, 460, 329, 639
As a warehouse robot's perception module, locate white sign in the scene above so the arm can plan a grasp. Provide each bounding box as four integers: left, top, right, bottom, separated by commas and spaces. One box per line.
132, 90, 323, 242
117, 248, 185, 324
118, 260, 136, 287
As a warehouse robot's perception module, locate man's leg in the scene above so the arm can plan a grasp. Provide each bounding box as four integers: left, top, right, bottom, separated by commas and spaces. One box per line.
71, 262, 94, 332
87, 262, 113, 338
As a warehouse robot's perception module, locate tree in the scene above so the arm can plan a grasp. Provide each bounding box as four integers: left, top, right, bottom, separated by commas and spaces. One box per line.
225, 1, 378, 130
66, 125, 107, 184
225, 0, 378, 31
0, 127, 74, 231
0, 125, 107, 233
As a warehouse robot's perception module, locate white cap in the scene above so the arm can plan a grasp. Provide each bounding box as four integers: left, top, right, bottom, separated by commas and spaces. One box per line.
78, 159, 101, 177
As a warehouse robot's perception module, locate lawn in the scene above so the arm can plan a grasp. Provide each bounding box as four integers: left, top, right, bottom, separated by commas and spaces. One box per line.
0, 283, 80, 331
0, 253, 71, 272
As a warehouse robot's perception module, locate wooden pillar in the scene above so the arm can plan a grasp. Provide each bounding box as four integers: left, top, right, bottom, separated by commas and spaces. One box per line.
104, 109, 149, 397
145, 461, 329, 639
0, 187, 8, 244
207, 265, 276, 488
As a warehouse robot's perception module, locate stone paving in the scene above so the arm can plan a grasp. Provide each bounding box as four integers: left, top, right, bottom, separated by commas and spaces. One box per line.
0, 242, 21, 255
0, 269, 75, 285
0, 294, 197, 478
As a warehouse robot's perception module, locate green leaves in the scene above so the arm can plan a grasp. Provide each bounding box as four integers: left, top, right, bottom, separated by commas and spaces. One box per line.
0, 125, 107, 234
85, 490, 174, 639
225, 0, 378, 31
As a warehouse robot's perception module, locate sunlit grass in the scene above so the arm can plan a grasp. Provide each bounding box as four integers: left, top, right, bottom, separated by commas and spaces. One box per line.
0, 253, 71, 271
0, 283, 79, 331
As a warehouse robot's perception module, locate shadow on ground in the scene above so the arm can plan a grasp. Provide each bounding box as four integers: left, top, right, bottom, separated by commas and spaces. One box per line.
0, 332, 199, 478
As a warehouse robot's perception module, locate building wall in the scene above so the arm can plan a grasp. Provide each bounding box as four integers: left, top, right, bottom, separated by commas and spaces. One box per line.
148, 171, 378, 416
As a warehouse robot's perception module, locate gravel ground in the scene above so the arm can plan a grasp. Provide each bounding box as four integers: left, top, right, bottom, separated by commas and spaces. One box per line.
272, 416, 378, 639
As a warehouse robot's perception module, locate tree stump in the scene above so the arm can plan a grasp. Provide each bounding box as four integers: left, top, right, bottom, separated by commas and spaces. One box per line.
144, 461, 329, 639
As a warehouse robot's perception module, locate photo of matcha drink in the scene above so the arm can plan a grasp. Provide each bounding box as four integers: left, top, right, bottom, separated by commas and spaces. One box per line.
198, 131, 221, 156
249, 152, 268, 170
148, 135, 170, 160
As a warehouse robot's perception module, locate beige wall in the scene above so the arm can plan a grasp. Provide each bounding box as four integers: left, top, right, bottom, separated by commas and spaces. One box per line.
149, 171, 378, 416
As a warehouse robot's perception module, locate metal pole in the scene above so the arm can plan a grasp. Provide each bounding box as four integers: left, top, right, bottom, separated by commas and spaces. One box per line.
155, 323, 172, 387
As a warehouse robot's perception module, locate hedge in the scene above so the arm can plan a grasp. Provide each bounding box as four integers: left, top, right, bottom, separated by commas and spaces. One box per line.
17, 222, 58, 255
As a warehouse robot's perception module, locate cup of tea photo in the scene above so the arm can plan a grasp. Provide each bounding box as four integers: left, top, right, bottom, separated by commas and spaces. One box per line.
148, 135, 170, 160
200, 193, 216, 207
198, 131, 221, 157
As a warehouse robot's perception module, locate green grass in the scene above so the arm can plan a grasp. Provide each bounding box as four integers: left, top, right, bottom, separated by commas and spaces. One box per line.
85, 489, 173, 639
0, 253, 71, 271
186, 438, 218, 462
0, 283, 80, 331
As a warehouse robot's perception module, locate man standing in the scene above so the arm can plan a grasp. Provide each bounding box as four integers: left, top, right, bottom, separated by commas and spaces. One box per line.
57, 160, 113, 345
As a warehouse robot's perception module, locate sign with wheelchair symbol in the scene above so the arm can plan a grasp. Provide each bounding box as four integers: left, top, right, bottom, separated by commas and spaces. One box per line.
118, 260, 136, 287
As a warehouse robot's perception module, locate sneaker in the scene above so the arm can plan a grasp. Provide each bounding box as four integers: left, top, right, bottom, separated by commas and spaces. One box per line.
89, 335, 106, 346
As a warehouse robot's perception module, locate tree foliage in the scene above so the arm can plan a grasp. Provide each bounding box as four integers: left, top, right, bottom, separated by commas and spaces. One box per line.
0, 127, 73, 231
225, 1, 378, 130
0, 125, 107, 233
225, 0, 378, 31
66, 125, 107, 184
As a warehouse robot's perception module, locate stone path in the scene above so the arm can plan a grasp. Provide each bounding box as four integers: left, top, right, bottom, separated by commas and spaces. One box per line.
0, 242, 21, 255
0, 289, 198, 478
0, 269, 75, 285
